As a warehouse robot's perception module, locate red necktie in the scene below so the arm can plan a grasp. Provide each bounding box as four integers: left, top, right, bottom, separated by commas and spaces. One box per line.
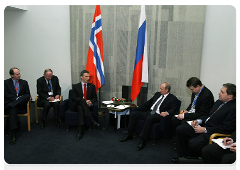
84, 84, 87, 100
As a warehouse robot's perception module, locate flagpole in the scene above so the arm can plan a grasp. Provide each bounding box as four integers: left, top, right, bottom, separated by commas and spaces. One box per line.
98, 87, 108, 130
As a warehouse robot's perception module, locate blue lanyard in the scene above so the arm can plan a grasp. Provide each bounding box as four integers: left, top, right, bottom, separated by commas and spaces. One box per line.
193, 85, 205, 106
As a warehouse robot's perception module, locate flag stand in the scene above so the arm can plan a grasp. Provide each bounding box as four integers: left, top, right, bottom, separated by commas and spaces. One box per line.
98, 88, 108, 130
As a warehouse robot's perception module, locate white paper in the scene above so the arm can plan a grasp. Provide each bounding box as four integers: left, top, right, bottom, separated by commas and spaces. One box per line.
49, 99, 60, 102
102, 101, 113, 104
187, 121, 200, 127
212, 139, 236, 149
114, 105, 130, 109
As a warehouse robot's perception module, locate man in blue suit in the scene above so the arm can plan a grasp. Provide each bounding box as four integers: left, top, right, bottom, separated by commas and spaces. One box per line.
172, 83, 236, 162
4, 67, 31, 144
119, 82, 178, 151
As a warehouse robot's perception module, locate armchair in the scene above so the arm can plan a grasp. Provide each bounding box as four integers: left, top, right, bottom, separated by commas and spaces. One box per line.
4, 101, 32, 131
209, 133, 231, 144
133, 99, 181, 145
59, 89, 98, 131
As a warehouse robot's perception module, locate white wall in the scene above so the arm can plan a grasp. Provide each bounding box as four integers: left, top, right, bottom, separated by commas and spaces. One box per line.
200, 5, 236, 101
4, 5, 72, 101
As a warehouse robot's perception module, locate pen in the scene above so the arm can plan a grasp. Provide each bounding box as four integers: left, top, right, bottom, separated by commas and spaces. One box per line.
222, 139, 231, 143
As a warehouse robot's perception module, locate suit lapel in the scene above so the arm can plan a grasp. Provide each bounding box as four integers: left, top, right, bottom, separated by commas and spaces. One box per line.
9, 78, 17, 95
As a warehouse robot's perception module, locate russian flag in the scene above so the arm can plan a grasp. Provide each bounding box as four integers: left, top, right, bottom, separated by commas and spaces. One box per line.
130, 5, 148, 102
86, 5, 105, 91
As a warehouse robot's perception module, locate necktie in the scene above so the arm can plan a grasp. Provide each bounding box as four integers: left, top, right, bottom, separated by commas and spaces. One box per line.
47, 80, 51, 92
15, 80, 19, 95
205, 103, 225, 123
150, 95, 164, 115
84, 83, 87, 100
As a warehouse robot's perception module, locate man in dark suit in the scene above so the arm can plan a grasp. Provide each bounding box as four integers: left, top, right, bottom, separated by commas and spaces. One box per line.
37, 68, 61, 128
4, 67, 31, 144
171, 77, 214, 128
71, 70, 100, 140
201, 131, 236, 164
172, 83, 236, 162
119, 82, 178, 151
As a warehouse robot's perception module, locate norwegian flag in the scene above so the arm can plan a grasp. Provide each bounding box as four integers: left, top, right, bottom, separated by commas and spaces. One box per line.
130, 5, 148, 102
86, 5, 105, 91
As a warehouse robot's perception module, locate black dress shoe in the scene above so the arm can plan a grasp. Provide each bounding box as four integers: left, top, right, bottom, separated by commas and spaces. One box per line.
54, 121, 60, 127
76, 130, 83, 140
171, 157, 179, 162
40, 121, 46, 129
136, 140, 146, 151
119, 135, 133, 142
92, 120, 100, 127
10, 134, 16, 145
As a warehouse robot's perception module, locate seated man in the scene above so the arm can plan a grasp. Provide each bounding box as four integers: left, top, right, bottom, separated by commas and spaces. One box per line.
119, 82, 177, 151
201, 131, 236, 164
171, 77, 214, 129
172, 83, 236, 162
37, 68, 61, 128
4, 67, 31, 144
71, 70, 100, 141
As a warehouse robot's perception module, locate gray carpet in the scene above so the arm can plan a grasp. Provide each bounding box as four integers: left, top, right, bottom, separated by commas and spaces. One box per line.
4, 102, 178, 164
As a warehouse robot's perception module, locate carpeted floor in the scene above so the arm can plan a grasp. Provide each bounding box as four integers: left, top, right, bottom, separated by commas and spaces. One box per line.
4, 102, 178, 164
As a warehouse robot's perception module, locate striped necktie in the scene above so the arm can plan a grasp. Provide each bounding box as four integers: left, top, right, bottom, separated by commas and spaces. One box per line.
150, 95, 164, 115
205, 103, 225, 123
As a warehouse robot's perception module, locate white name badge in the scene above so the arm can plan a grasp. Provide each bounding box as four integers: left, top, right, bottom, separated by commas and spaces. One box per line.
188, 108, 195, 113
48, 92, 53, 96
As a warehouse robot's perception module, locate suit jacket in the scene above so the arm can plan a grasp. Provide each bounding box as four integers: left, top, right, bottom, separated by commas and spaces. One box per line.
37, 75, 61, 106
185, 86, 214, 120
201, 99, 236, 139
71, 82, 97, 111
4, 78, 31, 106
230, 131, 236, 142
140, 92, 177, 116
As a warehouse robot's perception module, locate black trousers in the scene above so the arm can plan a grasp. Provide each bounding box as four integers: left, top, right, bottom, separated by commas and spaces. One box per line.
4, 94, 30, 131
202, 143, 236, 164
128, 111, 161, 141
74, 98, 93, 126
176, 123, 209, 157
40, 100, 59, 122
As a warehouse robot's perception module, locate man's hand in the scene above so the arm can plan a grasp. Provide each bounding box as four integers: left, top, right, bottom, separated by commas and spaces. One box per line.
86, 100, 92, 107
222, 137, 234, 146
48, 97, 55, 101
160, 112, 168, 117
194, 126, 205, 133
177, 114, 184, 120
230, 144, 236, 153
55, 95, 60, 99
191, 120, 199, 128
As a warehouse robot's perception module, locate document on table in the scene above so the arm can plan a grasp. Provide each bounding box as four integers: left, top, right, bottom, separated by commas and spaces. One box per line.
102, 101, 113, 105
212, 139, 236, 149
49, 99, 60, 102
114, 105, 130, 109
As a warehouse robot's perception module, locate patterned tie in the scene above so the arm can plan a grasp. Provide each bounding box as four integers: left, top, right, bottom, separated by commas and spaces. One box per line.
84, 83, 87, 100
47, 80, 51, 92
15, 80, 19, 95
205, 103, 225, 123
150, 95, 164, 115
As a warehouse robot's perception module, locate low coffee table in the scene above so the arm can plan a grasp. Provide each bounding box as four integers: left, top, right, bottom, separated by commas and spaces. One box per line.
102, 101, 136, 132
